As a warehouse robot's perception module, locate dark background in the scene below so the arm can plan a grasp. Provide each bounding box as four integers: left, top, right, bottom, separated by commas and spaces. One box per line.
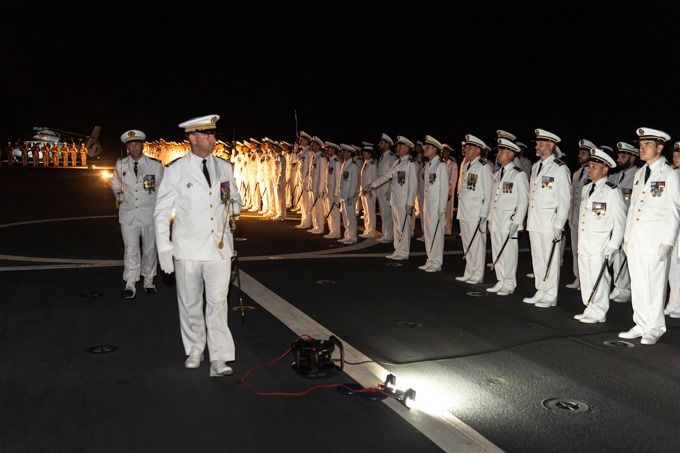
2, 1, 679, 165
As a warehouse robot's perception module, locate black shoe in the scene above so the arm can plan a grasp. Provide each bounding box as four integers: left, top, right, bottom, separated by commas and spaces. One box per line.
121, 288, 136, 299
144, 286, 157, 295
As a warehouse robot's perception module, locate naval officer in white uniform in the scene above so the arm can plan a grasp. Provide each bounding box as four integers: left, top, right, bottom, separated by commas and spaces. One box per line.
154, 114, 243, 376
111, 129, 164, 299
487, 138, 529, 295
418, 135, 449, 272
607, 141, 639, 303
455, 134, 494, 284
523, 128, 572, 308
619, 127, 680, 345
367, 135, 419, 260
573, 148, 626, 323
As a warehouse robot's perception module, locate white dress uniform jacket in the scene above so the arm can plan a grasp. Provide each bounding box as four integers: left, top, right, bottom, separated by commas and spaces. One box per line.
154, 153, 242, 261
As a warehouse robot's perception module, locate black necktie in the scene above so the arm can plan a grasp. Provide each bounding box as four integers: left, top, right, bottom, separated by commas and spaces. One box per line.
134, 161, 138, 176
579, 168, 585, 182
618, 172, 624, 184
537, 162, 543, 175
644, 166, 651, 184
465, 162, 470, 173
202, 159, 211, 186
500, 167, 504, 180
589, 183, 595, 198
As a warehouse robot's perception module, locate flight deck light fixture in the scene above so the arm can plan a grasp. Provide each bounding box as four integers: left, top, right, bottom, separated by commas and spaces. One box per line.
379, 373, 417, 409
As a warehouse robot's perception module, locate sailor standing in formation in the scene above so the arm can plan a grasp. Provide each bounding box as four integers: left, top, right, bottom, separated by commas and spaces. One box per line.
566, 139, 596, 291
338, 143, 360, 244
523, 128, 572, 308
573, 147, 626, 323
619, 127, 680, 345
418, 135, 449, 272
486, 138, 529, 296
367, 135, 418, 260
607, 141, 639, 303
376, 133, 398, 243
455, 134, 493, 284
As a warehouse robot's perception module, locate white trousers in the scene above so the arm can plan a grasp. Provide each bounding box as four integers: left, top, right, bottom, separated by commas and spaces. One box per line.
391, 204, 411, 257
611, 248, 631, 297
528, 231, 562, 302
325, 197, 341, 236
624, 247, 668, 338
377, 192, 393, 240
460, 219, 486, 281
361, 193, 377, 236
570, 224, 579, 280
490, 230, 518, 290
423, 209, 444, 268
577, 254, 611, 321
175, 258, 235, 362
298, 189, 312, 228
341, 198, 357, 241
121, 224, 157, 283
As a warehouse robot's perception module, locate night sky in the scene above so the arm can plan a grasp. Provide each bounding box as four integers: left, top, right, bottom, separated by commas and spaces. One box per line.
2, 1, 680, 165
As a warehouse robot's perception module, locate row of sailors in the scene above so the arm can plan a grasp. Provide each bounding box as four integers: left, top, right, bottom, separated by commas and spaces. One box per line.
3, 141, 88, 167
228, 127, 680, 348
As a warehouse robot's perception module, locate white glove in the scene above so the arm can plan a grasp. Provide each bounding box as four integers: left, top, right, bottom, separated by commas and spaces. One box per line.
603, 247, 618, 259
479, 216, 487, 224
658, 244, 673, 261
406, 205, 414, 216
508, 223, 519, 237
365, 184, 372, 192
231, 201, 241, 216
553, 227, 563, 241
159, 250, 174, 274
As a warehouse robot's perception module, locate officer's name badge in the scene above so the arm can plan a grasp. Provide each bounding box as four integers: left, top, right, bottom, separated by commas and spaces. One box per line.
143, 175, 156, 193
592, 201, 607, 218
428, 172, 437, 184
502, 182, 513, 193
397, 170, 406, 185
651, 181, 665, 197
220, 181, 230, 203
541, 175, 554, 189
467, 173, 477, 190
342, 171, 349, 180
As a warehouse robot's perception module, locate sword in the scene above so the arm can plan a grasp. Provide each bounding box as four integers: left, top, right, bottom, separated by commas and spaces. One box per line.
323, 202, 337, 223
543, 235, 562, 281
490, 232, 513, 271
587, 257, 610, 305
399, 209, 411, 242
462, 218, 483, 261
614, 254, 627, 284
428, 216, 442, 255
